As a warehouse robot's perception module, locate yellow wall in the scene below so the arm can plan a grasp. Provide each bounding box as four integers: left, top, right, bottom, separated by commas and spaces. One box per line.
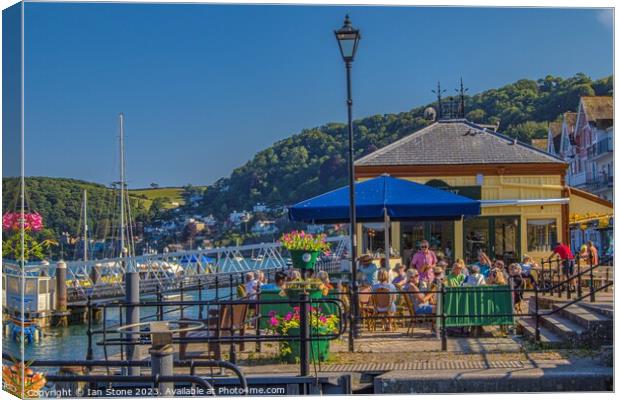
568, 192, 614, 219
358, 174, 566, 262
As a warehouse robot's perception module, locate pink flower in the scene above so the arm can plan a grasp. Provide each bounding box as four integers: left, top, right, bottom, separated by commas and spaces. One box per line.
293, 306, 300, 313
319, 316, 327, 323
284, 312, 293, 321
268, 310, 276, 317
269, 317, 279, 327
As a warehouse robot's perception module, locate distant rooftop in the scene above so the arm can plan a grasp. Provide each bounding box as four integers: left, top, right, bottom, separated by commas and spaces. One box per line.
581, 96, 613, 122
355, 119, 566, 167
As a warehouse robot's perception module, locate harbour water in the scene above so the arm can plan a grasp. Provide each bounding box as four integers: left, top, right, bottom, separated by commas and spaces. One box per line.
2, 289, 219, 362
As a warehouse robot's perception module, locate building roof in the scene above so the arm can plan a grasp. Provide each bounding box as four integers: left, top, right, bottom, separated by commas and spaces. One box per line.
531, 138, 548, 151
355, 119, 566, 167
581, 96, 613, 122
564, 111, 577, 129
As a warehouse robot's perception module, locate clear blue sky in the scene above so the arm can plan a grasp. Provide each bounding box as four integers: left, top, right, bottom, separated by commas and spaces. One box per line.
21, 3, 613, 188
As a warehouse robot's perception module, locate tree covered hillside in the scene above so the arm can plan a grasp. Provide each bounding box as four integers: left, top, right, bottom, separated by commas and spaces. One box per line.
2, 177, 150, 240
201, 73, 613, 217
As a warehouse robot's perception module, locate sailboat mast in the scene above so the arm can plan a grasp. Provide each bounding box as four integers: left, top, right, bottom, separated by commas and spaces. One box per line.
119, 113, 126, 257
83, 190, 88, 262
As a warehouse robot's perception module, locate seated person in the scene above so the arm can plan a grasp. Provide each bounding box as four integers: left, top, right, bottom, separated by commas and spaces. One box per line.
445, 262, 466, 287
474, 250, 493, 278
463, 264, 486, 286
288, 269, 302, 281
491, 260, 509, 281
487, 267, 507, 285
402, 269, 435, 314
418, 264, 434, 290
261, 271, 288, 291
244, 272, 258, 300
370, 268, 397, 314
317, 270, 333, 289
358, 254, 379, 286
391, 263, 407, 287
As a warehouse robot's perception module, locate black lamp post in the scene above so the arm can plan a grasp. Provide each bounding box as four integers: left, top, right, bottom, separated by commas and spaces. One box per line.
335, 15, 361, 350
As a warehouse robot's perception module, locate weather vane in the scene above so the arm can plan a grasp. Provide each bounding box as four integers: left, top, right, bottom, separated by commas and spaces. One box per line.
455, 77, 469, 118
431, 81, 447, 119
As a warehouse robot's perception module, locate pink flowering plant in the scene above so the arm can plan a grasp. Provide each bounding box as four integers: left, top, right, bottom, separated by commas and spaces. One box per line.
266, 306, 339, 357
2, 212, 55, 261
279, 231, 330, 253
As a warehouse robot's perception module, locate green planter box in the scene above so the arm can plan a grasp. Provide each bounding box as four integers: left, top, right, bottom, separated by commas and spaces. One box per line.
284, 327, 330, 363
259, 287, 324, 329
289, 250, 319, 270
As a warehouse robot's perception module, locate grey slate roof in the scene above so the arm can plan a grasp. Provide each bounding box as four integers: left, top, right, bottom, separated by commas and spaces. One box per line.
355, 119, 566, 166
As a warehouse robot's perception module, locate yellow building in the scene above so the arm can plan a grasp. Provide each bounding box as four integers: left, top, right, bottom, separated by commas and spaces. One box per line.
354, 119, 613, 264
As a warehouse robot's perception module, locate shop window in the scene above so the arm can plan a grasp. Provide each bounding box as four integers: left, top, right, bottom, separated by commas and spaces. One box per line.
401, 221, 454, 266
527, 219, 557, 252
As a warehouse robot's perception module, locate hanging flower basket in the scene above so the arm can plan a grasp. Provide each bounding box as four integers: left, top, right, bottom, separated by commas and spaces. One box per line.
279, 231, 330, 271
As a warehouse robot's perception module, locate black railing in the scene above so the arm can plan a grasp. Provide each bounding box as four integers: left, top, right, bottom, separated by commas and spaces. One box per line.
87, 296, 346, 377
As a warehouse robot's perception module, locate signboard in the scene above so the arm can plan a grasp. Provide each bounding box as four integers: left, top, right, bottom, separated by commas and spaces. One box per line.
425, 179, 481, 200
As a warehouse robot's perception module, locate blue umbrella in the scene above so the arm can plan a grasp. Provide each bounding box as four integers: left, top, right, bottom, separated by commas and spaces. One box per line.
289, 175, 480, 264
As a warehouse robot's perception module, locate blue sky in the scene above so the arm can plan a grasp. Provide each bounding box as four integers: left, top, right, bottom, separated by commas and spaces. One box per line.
20, 3, 613, 188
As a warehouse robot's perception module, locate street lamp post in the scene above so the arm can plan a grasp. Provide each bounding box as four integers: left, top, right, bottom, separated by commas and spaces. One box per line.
335, 15, 361, 351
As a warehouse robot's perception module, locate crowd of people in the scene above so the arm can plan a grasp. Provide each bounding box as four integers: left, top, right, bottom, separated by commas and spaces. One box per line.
355, 238, 602, 319
240, 267, 340, 299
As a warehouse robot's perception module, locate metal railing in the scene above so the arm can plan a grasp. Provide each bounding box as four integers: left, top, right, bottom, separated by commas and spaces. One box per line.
87, 295, 346, 378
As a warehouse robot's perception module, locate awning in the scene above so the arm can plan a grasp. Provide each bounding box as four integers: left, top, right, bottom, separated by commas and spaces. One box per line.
288, 175, 480, 223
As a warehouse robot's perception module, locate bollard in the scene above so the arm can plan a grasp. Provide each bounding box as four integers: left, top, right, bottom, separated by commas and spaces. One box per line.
125, 271, 141, 376
149, 322, 175, 396
55, 261, 68, 327
229, 274, 234, 299
298, 292, 310, 376
215, 275, 220, 300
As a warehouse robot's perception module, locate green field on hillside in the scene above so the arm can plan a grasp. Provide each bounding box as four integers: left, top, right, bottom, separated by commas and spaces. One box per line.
129, 186, 206, 209
129, 188, 184, 209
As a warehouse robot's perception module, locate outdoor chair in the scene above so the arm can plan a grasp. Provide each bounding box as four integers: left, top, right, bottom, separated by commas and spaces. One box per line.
358, 286, 375, 331
371, 288, 394, 332
401, 291, 416, 336
179, 302, 249, 360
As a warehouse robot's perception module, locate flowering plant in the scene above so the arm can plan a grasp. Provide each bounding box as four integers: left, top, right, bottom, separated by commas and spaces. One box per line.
3, 212, 43, 232
279, 231, 330, 253
2, 360, 47, 398
2, 212, 56, 261
266, 306, 339, 356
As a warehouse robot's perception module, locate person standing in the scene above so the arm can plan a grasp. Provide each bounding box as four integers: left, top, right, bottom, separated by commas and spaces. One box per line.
410, 240, 437, 282
586, 240, 599, 266
551, 241, 575, 291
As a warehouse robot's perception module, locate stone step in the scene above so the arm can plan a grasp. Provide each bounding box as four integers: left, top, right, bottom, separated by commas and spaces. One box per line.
579, 302, 614, 318
517, 317, 563, 348
553, 303, 612, 330
539, 313, 584, 340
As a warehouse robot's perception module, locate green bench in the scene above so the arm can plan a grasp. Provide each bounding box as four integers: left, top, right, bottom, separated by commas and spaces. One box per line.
442, 285, 514, 327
